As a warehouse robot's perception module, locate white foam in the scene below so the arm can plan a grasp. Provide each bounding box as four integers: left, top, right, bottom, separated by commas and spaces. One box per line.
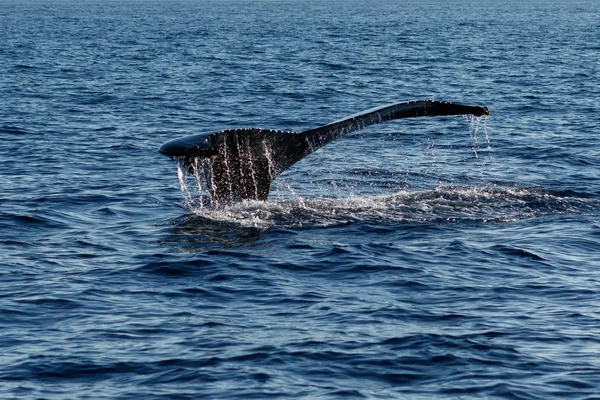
175, 186, 589, 229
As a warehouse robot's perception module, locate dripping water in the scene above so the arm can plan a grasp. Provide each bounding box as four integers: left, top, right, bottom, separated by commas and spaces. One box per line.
176, 157, 213, 210
465, 115, 492, 163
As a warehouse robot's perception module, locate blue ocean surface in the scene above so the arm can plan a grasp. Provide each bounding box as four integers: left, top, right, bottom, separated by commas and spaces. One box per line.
1, 0, 600, 398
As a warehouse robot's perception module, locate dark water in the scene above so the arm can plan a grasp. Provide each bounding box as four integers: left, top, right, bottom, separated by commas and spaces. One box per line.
2, 0, 600, 398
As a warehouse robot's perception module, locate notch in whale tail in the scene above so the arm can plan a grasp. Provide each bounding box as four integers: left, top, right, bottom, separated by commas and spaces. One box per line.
159, 100, 489, 204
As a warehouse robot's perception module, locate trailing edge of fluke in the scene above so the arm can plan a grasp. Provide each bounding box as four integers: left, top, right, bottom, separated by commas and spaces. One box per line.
159, 100, 489, 204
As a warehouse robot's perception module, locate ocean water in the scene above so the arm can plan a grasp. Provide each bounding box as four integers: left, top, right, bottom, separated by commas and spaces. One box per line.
1, 0, 600, 398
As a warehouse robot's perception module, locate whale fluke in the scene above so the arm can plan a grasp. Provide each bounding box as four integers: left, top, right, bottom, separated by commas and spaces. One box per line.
159, 100, 489, 204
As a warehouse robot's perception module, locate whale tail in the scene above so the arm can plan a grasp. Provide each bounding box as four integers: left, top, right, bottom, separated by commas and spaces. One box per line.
159, 100, 489, 204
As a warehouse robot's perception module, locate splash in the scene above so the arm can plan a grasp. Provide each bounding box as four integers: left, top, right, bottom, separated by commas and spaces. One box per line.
174, 185, 597, 231
169, 114, 596, 230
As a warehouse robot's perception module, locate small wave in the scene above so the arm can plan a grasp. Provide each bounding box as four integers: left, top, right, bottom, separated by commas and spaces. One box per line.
92, 126, 118, 132
16, 297, 82, 310
7, 213, 70, 230
13, 64, 37, 70
489, 245, 547, 261
137, 259, 215, 276
0, 125, 28, 135
79, 94, 117, 105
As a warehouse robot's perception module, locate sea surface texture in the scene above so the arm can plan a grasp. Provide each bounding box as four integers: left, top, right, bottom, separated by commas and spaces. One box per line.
1, 0, 600, 398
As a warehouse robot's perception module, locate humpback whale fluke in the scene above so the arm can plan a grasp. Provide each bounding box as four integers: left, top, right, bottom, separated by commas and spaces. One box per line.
159, 100, 489, 204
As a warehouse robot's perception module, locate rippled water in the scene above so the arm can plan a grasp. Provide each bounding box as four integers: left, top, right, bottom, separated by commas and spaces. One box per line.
2, 0, 600, 398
